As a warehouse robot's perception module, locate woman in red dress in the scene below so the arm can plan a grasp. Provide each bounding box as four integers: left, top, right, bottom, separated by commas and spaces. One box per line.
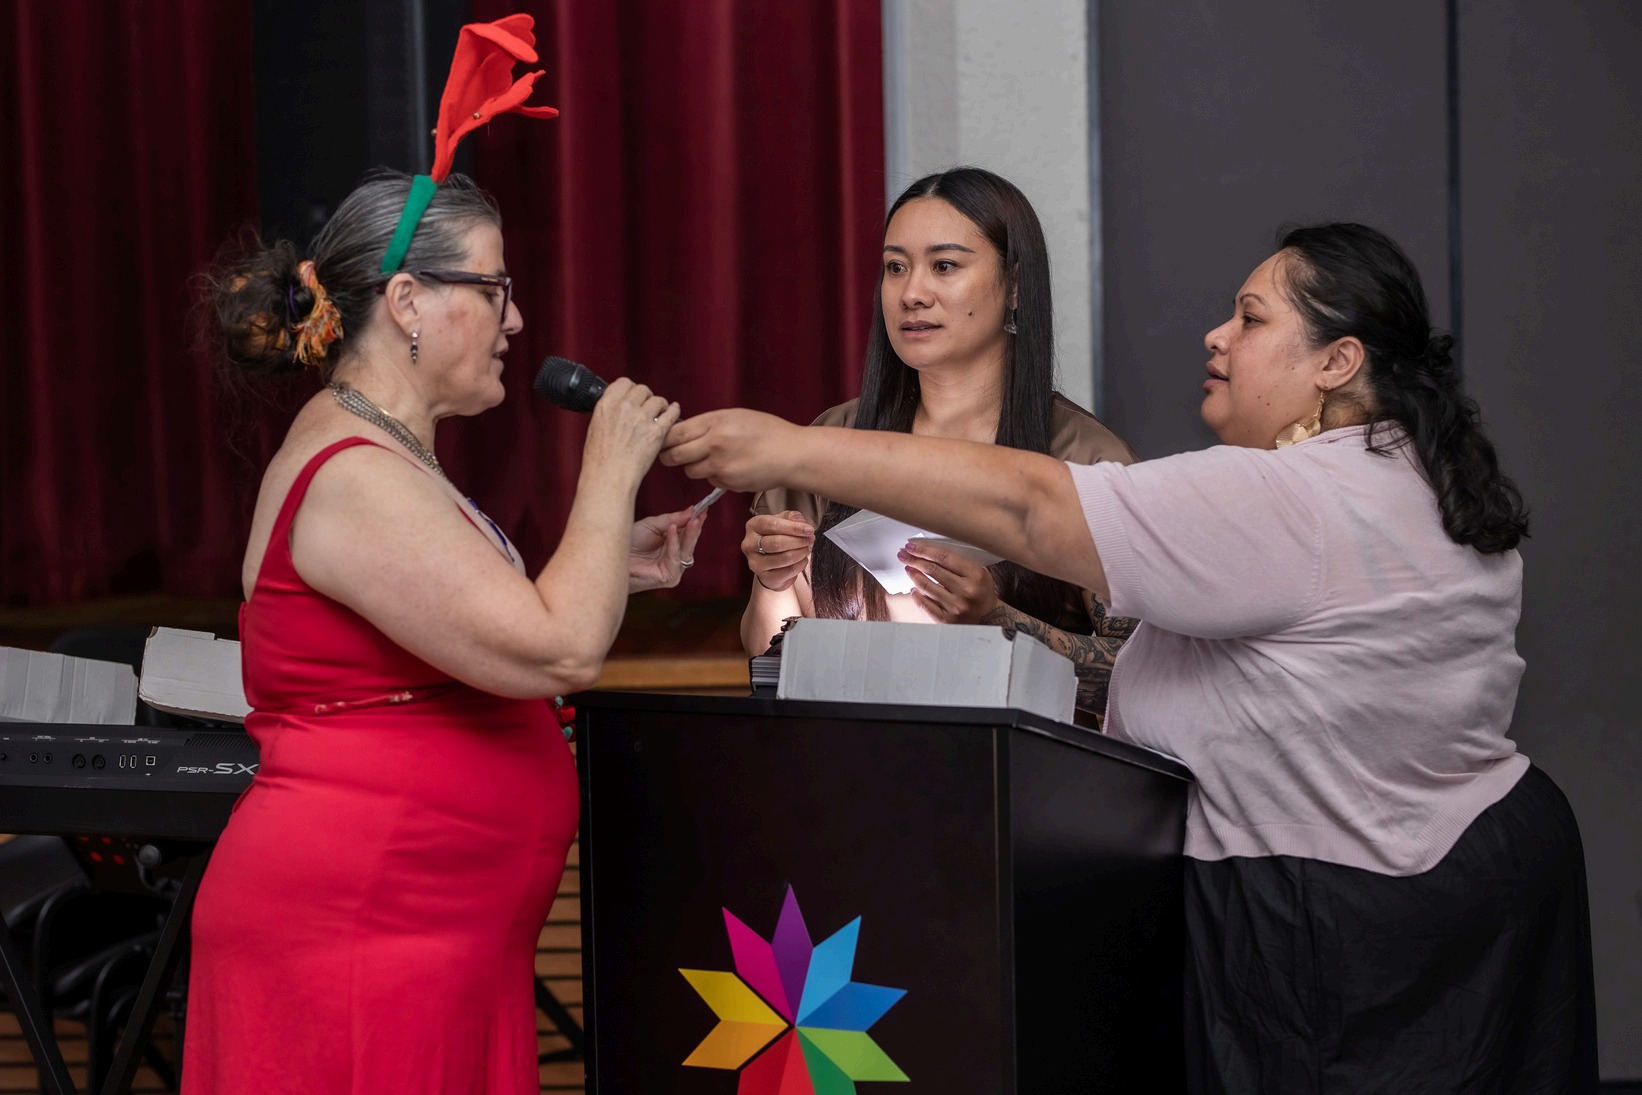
183, 169, 699, 1094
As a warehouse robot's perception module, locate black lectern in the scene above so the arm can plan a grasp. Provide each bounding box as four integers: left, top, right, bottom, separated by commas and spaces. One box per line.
576, 693, 1193, 1095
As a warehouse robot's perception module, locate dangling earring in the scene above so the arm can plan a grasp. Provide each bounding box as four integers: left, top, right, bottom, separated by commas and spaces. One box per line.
1274, 389, 1328, 448
1003, 308, 1018, 335
410, 331, 419, 365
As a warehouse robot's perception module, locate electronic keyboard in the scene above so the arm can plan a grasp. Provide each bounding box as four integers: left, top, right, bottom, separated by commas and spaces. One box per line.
0, 724, 257, 841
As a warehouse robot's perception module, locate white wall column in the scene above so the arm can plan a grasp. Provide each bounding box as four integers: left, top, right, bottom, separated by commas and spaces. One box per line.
882, 0, 1099, 413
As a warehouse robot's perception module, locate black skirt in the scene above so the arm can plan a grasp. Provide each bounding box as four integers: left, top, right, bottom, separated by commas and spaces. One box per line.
1184, 765, 1599, 1094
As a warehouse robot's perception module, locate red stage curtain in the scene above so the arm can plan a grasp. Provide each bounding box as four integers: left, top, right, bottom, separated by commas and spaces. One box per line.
0, 0, 883, 607
0, 1, 261, 606
454, 0, 885, 596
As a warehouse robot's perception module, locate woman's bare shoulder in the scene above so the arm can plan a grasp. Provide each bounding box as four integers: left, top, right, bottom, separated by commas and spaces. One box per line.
240, 395, 425, 595
251, 399, 386, 517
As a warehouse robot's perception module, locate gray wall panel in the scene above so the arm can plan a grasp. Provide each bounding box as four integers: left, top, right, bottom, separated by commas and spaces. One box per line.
1459, 0, 1642, 1074
1100, 1, 1448, 459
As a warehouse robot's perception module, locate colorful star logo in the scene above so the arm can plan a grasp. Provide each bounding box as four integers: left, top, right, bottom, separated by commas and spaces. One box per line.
680, 886, 909, 1094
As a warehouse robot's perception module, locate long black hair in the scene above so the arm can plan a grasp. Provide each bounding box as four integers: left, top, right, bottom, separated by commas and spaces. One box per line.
1277, 223, 1529, 553
811, 167, 1073, 623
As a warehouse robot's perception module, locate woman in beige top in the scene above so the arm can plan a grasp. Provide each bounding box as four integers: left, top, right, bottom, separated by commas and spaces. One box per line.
742, 167, 1137, 712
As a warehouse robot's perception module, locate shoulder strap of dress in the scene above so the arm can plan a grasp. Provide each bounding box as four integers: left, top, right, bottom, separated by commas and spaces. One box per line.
270, 437, 387, 540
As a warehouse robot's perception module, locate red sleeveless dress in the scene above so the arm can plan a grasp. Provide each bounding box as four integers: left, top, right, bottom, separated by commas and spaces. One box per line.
184, 439, 581, 1095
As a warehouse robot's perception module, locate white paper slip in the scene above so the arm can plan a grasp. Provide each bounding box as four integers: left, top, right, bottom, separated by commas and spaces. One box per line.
0, 646, 137, 725
822, 509, 1003, 595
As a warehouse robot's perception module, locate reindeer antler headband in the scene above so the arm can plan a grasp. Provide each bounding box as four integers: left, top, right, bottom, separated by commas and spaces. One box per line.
379, 14, 559, 275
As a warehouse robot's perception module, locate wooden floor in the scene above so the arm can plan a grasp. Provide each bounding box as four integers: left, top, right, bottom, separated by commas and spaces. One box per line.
0, 1014, 174, 1093
537, 846, 586, 1093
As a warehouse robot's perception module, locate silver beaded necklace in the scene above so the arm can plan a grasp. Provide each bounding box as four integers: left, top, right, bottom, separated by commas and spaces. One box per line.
329, 383, 445, 479
327, 383, 518, 565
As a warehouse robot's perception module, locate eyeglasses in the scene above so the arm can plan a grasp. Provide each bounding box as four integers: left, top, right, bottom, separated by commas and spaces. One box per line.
376, 270, 513, 315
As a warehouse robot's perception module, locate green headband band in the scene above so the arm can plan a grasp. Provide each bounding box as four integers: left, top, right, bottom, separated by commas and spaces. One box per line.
379, 174, 440, 275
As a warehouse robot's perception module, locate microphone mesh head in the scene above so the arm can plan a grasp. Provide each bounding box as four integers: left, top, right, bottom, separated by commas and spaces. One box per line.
533, 356, 605, 412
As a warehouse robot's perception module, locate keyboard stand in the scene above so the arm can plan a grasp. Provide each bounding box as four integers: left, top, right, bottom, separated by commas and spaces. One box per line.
1, 848, 211, 1095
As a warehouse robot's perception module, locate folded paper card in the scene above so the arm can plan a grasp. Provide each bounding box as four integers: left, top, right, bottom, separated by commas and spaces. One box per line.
139, 627, 251, 723
776, 618, 1076, 725
0, 646, 137, 725
823, 510, 1003, 596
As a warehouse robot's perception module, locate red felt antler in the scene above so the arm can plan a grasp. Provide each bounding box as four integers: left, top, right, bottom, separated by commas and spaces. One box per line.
429, 14, 559, 183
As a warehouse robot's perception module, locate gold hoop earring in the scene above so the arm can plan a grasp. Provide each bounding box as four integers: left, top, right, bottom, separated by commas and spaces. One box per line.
1274, 389, 1328, 448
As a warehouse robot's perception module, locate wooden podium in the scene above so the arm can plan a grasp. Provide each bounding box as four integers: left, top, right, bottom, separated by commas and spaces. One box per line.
575, 693, 1192, 1095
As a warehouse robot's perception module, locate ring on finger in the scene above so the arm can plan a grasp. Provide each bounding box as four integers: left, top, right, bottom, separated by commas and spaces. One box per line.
679, 557, 694, 569
756, 536, 766, 555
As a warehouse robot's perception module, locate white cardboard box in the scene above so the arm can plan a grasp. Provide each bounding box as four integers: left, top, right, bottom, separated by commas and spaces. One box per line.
776, 618, 1076, 725
138, 627, 251, 724
0, 646, 138, 725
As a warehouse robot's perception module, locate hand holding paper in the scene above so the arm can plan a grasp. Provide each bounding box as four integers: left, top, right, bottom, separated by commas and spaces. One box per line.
898, 538, 1003, 623
823, 510, 1001, 597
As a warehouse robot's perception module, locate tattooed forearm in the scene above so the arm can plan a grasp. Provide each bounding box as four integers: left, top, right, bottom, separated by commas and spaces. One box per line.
1085, 591, 1138, 642
979, 601, 1129, 714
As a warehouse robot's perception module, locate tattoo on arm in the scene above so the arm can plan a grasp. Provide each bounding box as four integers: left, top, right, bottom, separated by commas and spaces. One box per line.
1084, 590, 1138, 641
979, 593, 1134, 714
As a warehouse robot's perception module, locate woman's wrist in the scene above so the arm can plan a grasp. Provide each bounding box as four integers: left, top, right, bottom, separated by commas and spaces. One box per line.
978, 601, 1025, 634
577, 463, 644, 501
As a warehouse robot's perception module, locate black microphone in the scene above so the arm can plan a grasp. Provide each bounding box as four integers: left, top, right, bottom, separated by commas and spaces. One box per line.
533, 356, 607, 413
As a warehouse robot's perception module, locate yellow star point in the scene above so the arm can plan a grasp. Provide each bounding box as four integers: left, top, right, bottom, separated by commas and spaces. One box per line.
678, 969, 789, 1069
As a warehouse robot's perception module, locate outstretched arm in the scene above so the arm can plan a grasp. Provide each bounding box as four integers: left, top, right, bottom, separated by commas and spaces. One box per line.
660, 409, 1109, 601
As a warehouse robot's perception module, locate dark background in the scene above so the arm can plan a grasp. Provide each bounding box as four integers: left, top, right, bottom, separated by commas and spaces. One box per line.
1097, 0, 1642, 1076
251, 0, 467, 249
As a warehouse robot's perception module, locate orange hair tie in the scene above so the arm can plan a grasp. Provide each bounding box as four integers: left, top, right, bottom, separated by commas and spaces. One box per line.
293, 260, 344, 366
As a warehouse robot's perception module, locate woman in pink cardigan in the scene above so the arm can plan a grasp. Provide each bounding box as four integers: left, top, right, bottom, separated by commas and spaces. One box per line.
662, 223, 1598, 1092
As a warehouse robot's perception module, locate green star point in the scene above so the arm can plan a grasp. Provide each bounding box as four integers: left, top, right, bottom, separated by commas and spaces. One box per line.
798, 1027, 910, 1082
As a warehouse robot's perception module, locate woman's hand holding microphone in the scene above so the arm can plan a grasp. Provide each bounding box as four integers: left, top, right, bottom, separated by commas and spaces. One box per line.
580, 376, 678, 490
